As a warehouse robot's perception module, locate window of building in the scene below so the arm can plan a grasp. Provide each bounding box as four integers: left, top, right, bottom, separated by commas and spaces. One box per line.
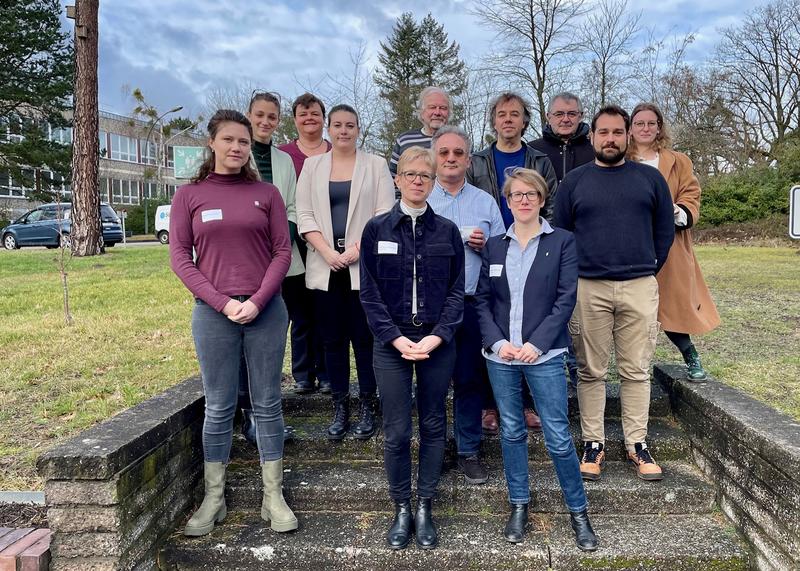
98, 178, 110, 202
141, 181, 164, 199
165, 184, 177, 200
50, 125, 73, 145
99, 130, 108, 157
140, 139, 158, 165
42, 171, 71, 198
167, 146, 175, 168
109, 134, 137, 162
111, 179, 139, 205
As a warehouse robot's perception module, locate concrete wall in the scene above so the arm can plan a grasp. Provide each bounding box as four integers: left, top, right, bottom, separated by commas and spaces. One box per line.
654, 364, 800, 571
37, 377, 205, 571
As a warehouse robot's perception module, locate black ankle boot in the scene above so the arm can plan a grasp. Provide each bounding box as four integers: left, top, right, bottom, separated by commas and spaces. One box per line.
570, 509, 598, 552
326, 394, 350, 440
241, 408, 257, 445
503, 503, 528, 543
386, 499, 414, 550
415, 497, 437, 549
352, 394, 378, 440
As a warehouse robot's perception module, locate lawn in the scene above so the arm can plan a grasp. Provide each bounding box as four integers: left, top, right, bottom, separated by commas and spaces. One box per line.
0, 244, 798, 490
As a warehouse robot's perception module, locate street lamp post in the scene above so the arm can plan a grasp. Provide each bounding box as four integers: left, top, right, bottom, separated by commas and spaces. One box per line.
143, 105, 182, 234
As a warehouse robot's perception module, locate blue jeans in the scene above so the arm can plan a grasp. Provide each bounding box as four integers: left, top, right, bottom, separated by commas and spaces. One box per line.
487, 356, 588, 511
192, 296, 288, 463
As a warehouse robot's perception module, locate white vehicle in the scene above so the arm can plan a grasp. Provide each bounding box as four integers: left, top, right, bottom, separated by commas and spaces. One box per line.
155, 205, 171, 244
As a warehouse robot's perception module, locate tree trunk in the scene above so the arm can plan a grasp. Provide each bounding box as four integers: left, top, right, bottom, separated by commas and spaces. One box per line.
70, 0, 102, 256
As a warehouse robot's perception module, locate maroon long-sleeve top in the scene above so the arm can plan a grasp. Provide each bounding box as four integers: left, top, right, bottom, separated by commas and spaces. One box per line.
169, 172, 291, 312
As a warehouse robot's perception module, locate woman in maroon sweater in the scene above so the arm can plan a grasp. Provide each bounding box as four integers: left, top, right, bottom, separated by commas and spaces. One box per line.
169, 109, 296, 537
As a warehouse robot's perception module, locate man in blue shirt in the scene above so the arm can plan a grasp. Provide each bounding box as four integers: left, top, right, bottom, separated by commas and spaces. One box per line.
428, 126, 505, 485
553, 105, 674, 483
467, 92, 558, 434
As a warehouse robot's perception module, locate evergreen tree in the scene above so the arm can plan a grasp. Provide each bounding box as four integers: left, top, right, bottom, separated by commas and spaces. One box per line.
374, 12, 466, 155
0, 0, 73, 201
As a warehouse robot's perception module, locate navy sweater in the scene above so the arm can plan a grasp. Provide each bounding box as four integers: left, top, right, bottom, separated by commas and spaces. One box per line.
553, 161, 674, 280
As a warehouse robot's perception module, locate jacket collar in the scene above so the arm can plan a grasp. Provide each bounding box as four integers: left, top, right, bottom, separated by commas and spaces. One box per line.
388, 200, 438, 230
542, 122, 590, 144
503, 217, 554, 240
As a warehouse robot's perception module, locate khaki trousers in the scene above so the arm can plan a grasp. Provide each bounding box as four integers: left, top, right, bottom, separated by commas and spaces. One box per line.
569, 276, 659, 451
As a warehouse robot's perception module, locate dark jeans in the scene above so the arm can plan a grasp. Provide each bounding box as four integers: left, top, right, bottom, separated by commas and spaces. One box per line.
374, 324, 457, 501
487, 355, 588, 511
314, 269, 376, 396
192, 296, 288, 463
453, 297, 492, 456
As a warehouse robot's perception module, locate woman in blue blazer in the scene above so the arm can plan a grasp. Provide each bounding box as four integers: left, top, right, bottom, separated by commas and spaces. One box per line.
474, 167, 597, 551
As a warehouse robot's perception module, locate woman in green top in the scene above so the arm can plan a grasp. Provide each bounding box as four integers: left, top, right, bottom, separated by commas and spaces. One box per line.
235, 92, 304, 442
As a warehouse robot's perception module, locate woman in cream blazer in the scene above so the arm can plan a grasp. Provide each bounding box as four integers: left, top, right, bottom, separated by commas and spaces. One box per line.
296, 103, 395, 441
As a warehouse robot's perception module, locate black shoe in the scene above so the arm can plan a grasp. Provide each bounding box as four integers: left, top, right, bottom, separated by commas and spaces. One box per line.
570, 509, 598, 552
386, 500, 414, 550
503, 503, 528, 543
283, 425, 294, 442
457, 455, 488, 485
352, 394, 378, 440
326, 394, 350, 440
415, 497, 437, 549
318, 379, 332, 394
241, 408, 257, 446
294, 378, 316, 394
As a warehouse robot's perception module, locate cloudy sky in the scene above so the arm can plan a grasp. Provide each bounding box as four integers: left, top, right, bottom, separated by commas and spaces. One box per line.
59, 0, 770, 119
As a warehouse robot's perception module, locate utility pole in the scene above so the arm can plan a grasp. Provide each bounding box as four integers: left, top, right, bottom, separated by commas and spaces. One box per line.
66, 0, 102, 256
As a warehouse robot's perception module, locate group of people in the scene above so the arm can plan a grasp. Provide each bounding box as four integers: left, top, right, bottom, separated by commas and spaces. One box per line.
168, 85, 720, 552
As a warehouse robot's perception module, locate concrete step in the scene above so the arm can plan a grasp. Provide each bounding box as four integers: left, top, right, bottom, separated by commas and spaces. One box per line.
281, 380, 672, 419
159, 511, 750, 570
224, 460, 716, 516
248, 415, 690, 464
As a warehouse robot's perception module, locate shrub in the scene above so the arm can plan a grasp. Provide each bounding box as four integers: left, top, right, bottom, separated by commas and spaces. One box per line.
111, 198, 170, 235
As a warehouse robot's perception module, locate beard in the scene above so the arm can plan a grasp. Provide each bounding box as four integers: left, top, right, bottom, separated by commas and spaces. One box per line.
594, 143, 626, 165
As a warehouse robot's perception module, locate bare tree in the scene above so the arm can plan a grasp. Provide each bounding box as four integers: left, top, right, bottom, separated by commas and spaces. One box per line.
68, 0, 102, 256
580, 0, 641, 109
454, 65, 502, 150
714, 0, 800, 160
633, 27, 695, 119
471, 0, 589, 126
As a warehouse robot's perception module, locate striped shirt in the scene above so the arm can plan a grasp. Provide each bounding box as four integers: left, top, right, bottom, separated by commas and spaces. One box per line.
389, 129, 432, 176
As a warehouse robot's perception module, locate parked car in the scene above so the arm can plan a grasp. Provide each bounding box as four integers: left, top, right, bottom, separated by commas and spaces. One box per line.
155, 205, 171, 244
1, 203, 123, 250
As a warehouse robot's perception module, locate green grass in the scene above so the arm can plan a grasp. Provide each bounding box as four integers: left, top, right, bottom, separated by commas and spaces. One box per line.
0, 245, 798, 490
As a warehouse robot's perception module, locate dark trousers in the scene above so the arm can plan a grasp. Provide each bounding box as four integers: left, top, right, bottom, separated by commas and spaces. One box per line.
314, 269, 376, 396
374, 325, 456, 501
452, 297, 492, 456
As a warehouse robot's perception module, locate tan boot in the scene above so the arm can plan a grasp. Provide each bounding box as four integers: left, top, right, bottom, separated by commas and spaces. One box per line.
261, 459, 298, 532
579, 442, 605, 481
628, 442, 663, 481
184, 462, 227, 536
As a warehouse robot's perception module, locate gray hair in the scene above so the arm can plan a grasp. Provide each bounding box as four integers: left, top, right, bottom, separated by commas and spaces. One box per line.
416, 86, 450, 114
431, 125, 472, 154
548, 92, 583, 113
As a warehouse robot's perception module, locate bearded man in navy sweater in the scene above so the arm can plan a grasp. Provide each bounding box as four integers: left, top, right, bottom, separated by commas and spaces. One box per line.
553, 105, 674, 483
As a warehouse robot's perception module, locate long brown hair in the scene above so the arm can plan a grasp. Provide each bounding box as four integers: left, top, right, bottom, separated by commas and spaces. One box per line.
191, 109, 260, 183
628, 102, 672, 159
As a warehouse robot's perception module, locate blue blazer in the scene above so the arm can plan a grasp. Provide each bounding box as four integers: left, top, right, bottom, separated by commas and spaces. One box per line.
474, 227, 577, 354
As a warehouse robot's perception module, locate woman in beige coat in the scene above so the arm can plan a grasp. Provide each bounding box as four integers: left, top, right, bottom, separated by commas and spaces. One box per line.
296, 104, 395, 439
628, 102, 720, 381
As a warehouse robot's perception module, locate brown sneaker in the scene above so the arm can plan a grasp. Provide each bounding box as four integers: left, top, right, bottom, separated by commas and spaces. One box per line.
481, 409, 499, 435
580, 442, 605, 481
628, 442, 664, 481
524, 408, 542, 431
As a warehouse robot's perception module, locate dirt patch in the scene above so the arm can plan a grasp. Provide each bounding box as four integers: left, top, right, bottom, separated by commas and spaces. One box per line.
0, 502, 47, 528
694, 215, 798, 247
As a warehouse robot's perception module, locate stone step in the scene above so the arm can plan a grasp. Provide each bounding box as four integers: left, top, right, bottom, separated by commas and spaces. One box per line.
223, 460, 716, 516
159, 511, 750, 570
281, 380, 672, 419
246, 415, 690, 464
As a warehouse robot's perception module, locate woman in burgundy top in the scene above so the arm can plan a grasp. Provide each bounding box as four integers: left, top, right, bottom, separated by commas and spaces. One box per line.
169, 109, 297, 537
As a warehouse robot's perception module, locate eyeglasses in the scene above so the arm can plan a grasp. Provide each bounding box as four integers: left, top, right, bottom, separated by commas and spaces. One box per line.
549, 111, 582, 119
632, 120, 659, 129
400, 171, 434, 183
508, 191, 541, 203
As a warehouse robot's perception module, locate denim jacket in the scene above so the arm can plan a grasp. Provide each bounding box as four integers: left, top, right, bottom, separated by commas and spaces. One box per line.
359, 201, 465, 345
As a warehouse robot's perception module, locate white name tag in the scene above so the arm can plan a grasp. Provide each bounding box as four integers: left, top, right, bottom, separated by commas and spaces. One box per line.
377, 241, 399, 255
490, 264, 503, 277
201, 209, 223, 223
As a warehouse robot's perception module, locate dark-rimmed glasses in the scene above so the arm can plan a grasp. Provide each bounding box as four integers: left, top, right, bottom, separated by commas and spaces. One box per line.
399, 171, 434, 183
508, 191, 541, 203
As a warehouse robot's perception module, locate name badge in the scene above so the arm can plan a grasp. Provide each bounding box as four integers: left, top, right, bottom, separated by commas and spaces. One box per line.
201, 209, 223, 223
378, 241, 399, 255
489, 264, 503, 277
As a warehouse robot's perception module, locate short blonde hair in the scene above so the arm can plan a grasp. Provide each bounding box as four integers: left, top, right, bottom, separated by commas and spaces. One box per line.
501, 168, 548, 203
397, 146, 435, 176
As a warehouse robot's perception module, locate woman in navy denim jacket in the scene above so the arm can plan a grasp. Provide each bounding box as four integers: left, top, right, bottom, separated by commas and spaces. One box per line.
474, 168, 597, 551
360, 146, 464, 551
